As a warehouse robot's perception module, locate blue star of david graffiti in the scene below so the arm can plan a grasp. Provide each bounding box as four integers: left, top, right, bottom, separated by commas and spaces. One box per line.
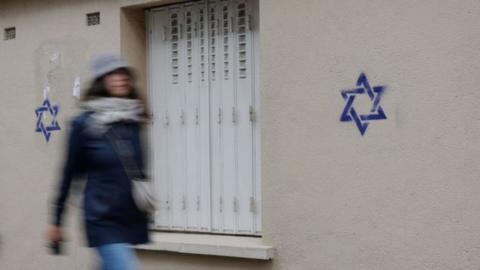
35, 98, 61, 142
340, 73, 387, 136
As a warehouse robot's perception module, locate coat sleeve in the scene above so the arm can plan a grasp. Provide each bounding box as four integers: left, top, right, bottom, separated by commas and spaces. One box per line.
51, 116, 85, 226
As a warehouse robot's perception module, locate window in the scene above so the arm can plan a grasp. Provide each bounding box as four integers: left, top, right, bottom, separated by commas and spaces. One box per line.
148, 0, 260, 235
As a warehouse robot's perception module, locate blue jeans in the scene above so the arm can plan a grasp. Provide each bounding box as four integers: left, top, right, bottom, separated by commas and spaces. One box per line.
96, 243, 140, 270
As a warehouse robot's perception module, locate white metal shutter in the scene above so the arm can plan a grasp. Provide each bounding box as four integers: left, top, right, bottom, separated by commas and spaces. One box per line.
148, 0, 260, 235
149, 7, 171, 229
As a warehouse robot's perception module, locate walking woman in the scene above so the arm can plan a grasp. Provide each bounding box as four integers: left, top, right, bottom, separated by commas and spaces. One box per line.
46, 54, 150, 270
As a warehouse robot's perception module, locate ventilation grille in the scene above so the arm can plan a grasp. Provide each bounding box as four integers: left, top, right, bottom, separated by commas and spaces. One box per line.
209, 6, 216, 81
186, 10, 193, 83
4, 27, 15, 40
87, 12, 100, 26
237, 3, 247, 78
200, 8, 206, 81
171, 12, 179, 84
223, 4, 229, 80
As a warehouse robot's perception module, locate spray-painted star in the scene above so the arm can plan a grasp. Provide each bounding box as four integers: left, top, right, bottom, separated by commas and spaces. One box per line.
35, 98, 61, 142
340, 73, 387, 135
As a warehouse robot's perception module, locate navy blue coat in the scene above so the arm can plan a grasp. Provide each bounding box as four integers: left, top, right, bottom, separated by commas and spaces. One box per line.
52, 112, 149, 247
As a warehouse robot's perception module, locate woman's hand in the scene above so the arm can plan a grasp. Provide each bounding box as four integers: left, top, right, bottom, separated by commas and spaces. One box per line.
46, 225, 63, 243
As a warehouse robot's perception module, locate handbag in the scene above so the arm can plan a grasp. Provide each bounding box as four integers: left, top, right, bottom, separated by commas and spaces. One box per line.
106, 127, 157, 213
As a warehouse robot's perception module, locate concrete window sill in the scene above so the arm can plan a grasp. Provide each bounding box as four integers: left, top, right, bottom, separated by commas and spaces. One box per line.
135, 232, 274, 260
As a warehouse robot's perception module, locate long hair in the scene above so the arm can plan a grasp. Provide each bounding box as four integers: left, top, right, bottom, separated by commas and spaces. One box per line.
82, 67, 150, 119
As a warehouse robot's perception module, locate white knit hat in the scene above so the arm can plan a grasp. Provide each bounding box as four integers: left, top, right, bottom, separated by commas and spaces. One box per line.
90, 53, 129, 78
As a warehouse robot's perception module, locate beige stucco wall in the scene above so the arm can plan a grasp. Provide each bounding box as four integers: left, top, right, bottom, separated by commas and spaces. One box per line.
259, 0, 480, 269
1, 0, 480, 270
0, 0, 121, 269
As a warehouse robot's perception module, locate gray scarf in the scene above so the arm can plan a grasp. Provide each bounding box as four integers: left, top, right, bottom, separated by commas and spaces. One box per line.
82, 97, 144, 135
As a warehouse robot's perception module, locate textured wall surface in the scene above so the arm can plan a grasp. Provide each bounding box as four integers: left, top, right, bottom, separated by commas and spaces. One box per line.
0, 0, 120, 269
259, 0, 480, 269
1, 0, 480, 270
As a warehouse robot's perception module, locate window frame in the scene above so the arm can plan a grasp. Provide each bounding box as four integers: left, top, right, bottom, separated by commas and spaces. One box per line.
145, 0, 261, 236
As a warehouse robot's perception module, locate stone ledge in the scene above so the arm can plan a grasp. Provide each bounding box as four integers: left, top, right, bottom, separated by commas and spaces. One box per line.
135, 232, 274, 260
121, 0, 182, 9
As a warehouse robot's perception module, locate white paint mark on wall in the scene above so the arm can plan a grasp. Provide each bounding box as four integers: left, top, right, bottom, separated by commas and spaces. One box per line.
42, 51, 61, 101
73, 75, 81, 98
43, 85, 51, 100
50, 51, 60, 65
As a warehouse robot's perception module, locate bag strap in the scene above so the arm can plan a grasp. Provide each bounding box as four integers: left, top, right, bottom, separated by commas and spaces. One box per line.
105, 126, 146, 181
